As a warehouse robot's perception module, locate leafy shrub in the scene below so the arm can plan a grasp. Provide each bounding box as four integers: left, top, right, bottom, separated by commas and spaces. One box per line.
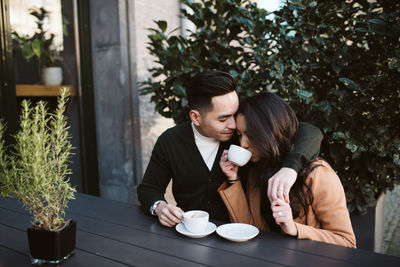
140, 0, 400, 214
12, 8, 58, 68
0, 88, 75, 230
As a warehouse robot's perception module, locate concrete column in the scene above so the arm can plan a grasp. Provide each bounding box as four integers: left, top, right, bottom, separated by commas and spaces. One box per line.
89, 0, 140, 204
375, 193, 386, 253
88, 0, 181, 204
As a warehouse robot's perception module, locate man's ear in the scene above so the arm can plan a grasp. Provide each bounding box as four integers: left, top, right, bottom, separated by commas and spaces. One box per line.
189, 110, 201, 127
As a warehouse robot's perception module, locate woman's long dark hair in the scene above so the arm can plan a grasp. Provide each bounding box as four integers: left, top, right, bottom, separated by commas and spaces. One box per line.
238, 92, 315, 231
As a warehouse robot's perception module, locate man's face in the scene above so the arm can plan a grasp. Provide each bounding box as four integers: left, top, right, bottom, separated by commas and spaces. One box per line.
195, 91, 239, 142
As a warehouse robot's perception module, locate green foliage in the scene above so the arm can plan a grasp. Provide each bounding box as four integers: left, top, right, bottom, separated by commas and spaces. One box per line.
140, 0, 400, 214
270, 0, 400, 215
12, 7, 61, 68
0, 88, 76, 231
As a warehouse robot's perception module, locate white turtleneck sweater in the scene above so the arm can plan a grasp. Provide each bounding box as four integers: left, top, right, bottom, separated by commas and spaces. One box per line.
191, 122, 220, 171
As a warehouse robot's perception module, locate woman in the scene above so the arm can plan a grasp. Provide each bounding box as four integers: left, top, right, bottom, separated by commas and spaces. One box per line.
218, 92, 356, 248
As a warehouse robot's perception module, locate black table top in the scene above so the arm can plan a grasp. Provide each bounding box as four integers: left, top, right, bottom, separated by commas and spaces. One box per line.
1, 193, 399, 267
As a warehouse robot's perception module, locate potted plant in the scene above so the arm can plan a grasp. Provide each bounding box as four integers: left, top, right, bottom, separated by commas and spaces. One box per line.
12, 7, 64, 85
0, 88, 76, 264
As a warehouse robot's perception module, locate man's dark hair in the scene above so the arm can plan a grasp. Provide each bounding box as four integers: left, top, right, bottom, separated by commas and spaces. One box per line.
186, 70, 237, 113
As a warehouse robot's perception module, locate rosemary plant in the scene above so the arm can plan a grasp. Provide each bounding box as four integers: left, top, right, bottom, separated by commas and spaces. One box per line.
0, 88, 76, 231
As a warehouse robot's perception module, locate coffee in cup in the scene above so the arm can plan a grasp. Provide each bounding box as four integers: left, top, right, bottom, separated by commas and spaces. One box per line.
228, 144, 252, 166
182, 210, 209, 233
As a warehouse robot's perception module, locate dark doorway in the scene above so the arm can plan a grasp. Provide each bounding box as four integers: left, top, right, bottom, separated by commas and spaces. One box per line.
0, 0, 99, 195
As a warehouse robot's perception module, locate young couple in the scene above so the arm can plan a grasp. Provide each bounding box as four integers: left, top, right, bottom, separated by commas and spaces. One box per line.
137, 70, 356, 248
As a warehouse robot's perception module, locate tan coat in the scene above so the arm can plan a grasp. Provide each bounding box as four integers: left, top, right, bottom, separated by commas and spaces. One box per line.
218, 160, 356, 248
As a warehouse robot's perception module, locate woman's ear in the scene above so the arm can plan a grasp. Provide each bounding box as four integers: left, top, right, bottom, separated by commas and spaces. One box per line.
189, 110, 201, 127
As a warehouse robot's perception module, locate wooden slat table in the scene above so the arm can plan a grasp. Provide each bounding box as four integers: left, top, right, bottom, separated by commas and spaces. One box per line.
0, 193, 399, 266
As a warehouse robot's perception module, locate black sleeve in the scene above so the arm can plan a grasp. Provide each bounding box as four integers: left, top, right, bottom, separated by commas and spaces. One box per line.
282, 122, 323, 172
137, 134, 172, 215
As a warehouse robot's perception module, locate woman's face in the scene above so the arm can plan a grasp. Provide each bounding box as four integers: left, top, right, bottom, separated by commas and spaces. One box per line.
236, 113, 261, 163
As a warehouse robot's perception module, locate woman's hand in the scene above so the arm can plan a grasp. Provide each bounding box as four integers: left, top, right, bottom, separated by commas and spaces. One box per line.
268, 167, 297, 203
219, 150, 239, 182
271, 198, 298, 237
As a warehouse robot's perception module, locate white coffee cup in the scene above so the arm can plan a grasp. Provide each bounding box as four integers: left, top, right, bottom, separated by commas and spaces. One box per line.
228, 144, 252, 167
182, 210, 209, 233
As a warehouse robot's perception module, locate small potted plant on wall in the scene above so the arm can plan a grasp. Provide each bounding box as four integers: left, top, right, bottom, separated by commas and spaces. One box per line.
12, 7, 65, 85
0, 88, 76, 264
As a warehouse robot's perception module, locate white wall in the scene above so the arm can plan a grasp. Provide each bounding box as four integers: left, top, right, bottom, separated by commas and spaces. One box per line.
132, 0, 180, 173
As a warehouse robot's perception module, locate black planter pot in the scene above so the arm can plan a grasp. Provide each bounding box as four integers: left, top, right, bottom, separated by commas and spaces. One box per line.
27, 220, 76, 264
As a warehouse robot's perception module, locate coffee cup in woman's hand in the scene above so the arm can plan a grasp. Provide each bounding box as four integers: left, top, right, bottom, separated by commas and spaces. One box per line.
228, 144, 252, 166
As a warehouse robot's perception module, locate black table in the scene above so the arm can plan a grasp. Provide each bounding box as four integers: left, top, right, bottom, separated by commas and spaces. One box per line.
1, 193, 399, 266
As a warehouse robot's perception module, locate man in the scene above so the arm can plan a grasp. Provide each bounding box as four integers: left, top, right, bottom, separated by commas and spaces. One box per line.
137, 70, 322, 227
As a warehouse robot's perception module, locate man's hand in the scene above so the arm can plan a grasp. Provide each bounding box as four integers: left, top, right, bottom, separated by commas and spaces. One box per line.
271, 198, 298, 237
219, 150, 239, 181
155, 201, 184, 227
268, 167, 297, 203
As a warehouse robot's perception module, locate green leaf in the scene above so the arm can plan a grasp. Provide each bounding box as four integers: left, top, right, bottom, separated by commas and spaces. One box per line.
31, 38, 42, 59
394, 154, 400, 166
20, 43, 35, 59
355, 28, 368, 33
339, 78, 361, 91
388, 57, 399, 70
156, 20, 168, 33
331, 61, 342, 74
345, 140, 358, 153
317, 101, 332, 113
368, 19, 385, 25
368, 18, 389, 35
229, 70, 239, 78
173, 80, 186, 96
332, 131, 346, 140
308, 1, 317, 8
296, 89, 312, 103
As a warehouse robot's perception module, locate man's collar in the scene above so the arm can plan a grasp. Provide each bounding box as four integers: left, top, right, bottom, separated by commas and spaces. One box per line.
191, 122, 219, 143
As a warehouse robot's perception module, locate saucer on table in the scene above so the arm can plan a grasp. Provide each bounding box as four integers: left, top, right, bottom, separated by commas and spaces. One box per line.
216, 223, 259, 242
175, 222, 216, 238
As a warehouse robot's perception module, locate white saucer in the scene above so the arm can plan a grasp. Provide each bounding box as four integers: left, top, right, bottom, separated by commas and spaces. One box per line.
216, 223, 259, 242
175, 222, 216, 238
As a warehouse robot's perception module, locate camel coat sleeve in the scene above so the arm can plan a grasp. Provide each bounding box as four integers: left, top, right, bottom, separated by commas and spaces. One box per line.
218, 162, 356, 248
218, 181, 255, 225
295, 163, 356, 248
